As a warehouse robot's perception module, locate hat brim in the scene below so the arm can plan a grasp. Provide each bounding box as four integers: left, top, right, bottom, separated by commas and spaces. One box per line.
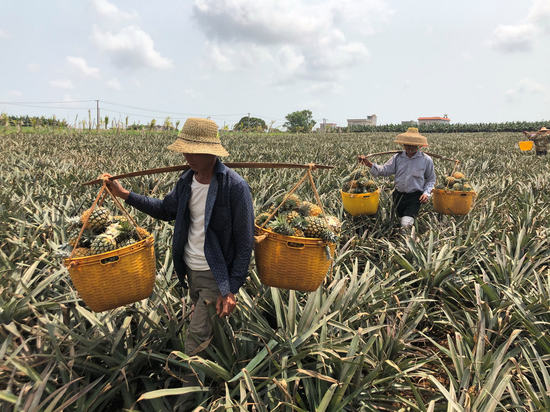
394, 137, 428, 146
167, 135, 229, 157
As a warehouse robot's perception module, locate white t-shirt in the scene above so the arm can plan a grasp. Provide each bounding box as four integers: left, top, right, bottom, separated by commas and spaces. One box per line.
183, 174, 210, 270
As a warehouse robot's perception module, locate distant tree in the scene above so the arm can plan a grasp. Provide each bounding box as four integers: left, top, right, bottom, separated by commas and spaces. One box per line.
283, 110, 316, 133
234, 116, 267, 131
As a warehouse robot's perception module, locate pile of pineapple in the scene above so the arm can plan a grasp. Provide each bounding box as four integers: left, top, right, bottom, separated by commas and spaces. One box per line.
63, 206, 150, 259
435, 171, 474, 192
255, 194, 341, 244
341, 169, 378, 194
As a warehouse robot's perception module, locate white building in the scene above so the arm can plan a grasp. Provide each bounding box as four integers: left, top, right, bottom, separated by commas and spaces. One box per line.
347, 114, 377, 127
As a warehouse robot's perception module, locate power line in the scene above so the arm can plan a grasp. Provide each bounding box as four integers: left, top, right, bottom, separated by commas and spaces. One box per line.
0, 100, 96, 104
101, 100, 247, 117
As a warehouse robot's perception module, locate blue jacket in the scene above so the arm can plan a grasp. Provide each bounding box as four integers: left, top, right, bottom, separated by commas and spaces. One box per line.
126, 159, 255, 296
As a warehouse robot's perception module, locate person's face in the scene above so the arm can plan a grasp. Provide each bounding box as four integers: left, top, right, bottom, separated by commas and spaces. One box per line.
403, 144, 419, 157
184, 153, 217, 173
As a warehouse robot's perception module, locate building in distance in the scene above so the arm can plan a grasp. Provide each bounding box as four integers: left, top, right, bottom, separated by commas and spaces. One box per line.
418, 115, 450, 125
347, 114, 377, 128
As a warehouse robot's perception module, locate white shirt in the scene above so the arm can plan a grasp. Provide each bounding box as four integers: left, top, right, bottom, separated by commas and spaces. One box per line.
183, 174, 210, 270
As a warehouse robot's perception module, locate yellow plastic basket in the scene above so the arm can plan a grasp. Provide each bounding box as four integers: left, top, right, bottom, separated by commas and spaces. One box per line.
432, 189, 476, 216
519, 141, 534, 151
341, 189, 380, 216
64, 235, 155, 312
254, 226, 335, 292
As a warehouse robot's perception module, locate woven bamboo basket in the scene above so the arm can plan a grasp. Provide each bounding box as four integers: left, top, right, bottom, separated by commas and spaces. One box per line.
254, 225, 335, 292
64, 234, 155, 312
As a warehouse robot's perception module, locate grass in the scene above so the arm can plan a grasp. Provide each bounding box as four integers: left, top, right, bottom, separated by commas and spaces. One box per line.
1, 129, 550, 411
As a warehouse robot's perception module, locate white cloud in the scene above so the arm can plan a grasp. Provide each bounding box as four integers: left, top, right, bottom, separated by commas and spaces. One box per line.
49, 79, 75, 89
66, 56, 101, 78
487, 24, 536, 52
505, 78, 548, 101
304, 82, 344, 95
526, 0, 550, 33
0, 29, 8, 39
193, 0, 389, 81
90, 24, 174, 70
106, 78, 122, 90
488, 0, 550, 53
27, 63, 40, 73
89, 0, 139, 26
461, 52, 472, 61
203, 41, 273, 71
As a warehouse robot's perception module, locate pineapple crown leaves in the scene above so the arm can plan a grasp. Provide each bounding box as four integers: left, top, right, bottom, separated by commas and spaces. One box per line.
268, 215, 296, 237
289, 215, 308, 230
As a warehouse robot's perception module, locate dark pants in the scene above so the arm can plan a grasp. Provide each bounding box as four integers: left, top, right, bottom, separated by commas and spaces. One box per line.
392, 190, 422, 218
536, 150, 547, 156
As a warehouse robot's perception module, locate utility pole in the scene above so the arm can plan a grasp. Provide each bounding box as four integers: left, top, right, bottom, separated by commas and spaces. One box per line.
96, 100, 100, 132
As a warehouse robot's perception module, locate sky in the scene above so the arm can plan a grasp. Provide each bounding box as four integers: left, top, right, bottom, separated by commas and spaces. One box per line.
1, 0, 549, 129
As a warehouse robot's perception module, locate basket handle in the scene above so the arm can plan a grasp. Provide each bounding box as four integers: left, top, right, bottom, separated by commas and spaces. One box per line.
286, 242, 305, 250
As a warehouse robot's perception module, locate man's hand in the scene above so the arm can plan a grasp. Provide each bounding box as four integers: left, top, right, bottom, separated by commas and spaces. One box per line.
357, 155, 373, 168
103, 175, 130, 200
420, 194, 429, 204
216, 293, 236, 318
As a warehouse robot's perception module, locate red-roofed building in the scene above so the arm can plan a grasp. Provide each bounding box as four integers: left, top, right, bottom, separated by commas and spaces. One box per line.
418, 115, 450, 125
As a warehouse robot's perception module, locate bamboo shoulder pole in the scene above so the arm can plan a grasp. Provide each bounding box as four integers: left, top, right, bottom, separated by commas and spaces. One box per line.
82, 162, 334, 186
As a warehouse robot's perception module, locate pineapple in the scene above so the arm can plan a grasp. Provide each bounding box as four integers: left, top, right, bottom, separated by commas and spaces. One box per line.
303, 216, 327, 238
255, 212, 272, 227
67, 215, 83, 231
72, 247, 92, 258
118, 238, 137, 248
452, 183, 463, 191
83, 207, 111, 231
325, 216, 342, 234
453, 172, 464, 179
293, 228, 305, 238
112, 215, 129, 225
68, 228, 94, 247
301, 201, 322, 217
285, 211, 300, 225
444, 176, 456, 187
90, 234, 117, 255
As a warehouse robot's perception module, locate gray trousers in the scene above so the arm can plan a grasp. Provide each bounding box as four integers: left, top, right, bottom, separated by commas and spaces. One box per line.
178, 266, 221, 412
184, 265, 221, 356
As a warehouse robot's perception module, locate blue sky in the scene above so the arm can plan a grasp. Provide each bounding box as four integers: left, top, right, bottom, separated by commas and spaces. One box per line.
1, 0, 549, 129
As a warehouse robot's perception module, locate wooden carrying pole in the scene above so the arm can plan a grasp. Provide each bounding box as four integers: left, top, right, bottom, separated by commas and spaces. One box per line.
82, 162, 334, 186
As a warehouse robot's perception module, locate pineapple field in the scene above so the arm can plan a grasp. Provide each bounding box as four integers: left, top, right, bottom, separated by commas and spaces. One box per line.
2, 128, 550, 411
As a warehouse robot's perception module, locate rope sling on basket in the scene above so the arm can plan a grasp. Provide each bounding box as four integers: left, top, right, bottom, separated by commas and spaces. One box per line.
254, 165, 336, 292
64, 176, 156, 312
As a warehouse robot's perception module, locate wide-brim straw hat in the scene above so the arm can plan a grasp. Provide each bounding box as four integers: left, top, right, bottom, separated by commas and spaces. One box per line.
394, 127, 428, 147
167, 118, 229, 156
535, 126, 549, 134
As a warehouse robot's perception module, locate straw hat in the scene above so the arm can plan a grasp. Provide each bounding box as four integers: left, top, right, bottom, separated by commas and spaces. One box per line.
167, 118, 229, 156
535, 126, 549, 134
394, 127, 428, 147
